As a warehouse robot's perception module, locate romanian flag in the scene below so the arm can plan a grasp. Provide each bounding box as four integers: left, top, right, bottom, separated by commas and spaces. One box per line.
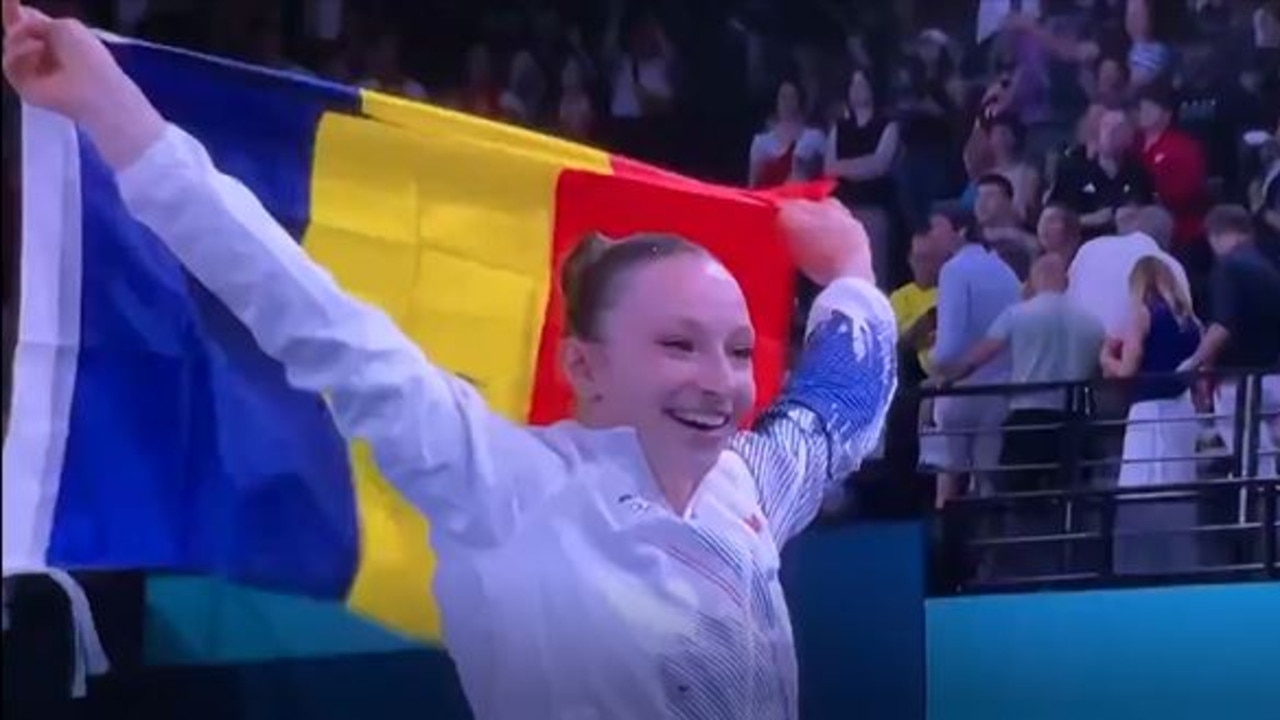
2, 37, 814, 644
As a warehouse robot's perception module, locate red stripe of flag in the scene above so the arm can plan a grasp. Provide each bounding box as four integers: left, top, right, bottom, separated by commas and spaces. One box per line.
528, 159, 830, 426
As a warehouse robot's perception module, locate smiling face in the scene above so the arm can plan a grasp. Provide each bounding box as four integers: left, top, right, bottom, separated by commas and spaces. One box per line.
561, 239, 756, 487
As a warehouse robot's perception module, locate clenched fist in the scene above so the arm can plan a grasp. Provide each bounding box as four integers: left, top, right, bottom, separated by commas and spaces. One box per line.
3, 0, 164, 167
777, 198, 874, 288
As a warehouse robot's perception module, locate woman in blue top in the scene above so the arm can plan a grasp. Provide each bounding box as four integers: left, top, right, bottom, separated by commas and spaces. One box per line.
1100, 255, 1202, 574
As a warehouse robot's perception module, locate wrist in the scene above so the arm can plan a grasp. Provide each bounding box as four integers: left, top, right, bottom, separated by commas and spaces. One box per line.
830, 252, 874, 286
80, 81, 166, 170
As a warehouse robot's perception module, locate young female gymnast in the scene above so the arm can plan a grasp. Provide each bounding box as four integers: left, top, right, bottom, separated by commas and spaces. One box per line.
2, 2, 897, 717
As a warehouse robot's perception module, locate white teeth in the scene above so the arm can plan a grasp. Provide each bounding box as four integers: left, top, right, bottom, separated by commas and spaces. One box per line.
668, 410, 730, 430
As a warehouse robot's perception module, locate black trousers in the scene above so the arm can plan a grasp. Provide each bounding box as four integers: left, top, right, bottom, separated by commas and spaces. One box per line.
989, 408, 1081, 579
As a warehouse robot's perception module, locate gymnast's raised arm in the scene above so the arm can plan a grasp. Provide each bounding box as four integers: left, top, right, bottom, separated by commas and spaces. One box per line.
2, 0, 567, 547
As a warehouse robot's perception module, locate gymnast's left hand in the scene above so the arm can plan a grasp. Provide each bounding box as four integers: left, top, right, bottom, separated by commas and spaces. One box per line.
778, 198, 875, 288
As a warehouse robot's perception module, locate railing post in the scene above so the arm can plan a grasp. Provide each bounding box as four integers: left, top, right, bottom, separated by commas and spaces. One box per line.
1060, 383, 1086, 488
1240, 372, 1263, 481
1263, 480, 1278, 579
1099, 488, 1116, 581
1058, 382, 1090, 574
1237, 374, 1262, 537
1229, 371, 1250, 480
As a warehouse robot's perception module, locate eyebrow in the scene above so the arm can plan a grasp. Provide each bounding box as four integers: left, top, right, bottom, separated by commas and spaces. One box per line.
665, 317, 755, 341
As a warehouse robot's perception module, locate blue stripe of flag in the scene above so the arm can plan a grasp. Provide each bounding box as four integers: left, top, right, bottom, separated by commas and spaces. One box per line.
47, 40, 364, 599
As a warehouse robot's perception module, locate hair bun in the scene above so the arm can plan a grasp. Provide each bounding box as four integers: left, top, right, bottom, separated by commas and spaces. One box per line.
560, 232, 613, 302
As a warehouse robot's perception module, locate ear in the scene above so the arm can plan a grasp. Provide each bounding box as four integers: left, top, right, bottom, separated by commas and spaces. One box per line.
560, 337, 604, 402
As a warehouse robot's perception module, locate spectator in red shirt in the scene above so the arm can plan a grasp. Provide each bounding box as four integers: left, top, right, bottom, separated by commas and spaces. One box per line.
1134, 86, 1210, 263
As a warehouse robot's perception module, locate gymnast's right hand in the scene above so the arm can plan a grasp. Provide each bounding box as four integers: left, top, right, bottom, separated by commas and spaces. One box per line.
2, 0, 163, 167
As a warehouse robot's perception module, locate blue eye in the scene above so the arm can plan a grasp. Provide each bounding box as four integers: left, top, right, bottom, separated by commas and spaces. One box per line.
731, 346, 755, 360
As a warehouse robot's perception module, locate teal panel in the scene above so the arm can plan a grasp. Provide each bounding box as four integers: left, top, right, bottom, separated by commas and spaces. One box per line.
145, 576, 423, 665
927, 582, 1280, 720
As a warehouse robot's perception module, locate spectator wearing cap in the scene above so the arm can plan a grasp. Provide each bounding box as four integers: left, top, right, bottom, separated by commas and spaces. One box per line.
928, 204, 1023, 507
1135, 85, 1211, 267
1047, 107, 1154, 237
1179, 206, 1280, 478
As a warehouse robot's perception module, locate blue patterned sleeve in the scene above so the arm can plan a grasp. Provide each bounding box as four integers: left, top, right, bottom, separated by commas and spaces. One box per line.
730, 278, 898, 546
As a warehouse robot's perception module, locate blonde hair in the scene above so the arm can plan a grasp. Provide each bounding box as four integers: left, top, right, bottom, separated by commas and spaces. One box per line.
1128, 256, 1193, 323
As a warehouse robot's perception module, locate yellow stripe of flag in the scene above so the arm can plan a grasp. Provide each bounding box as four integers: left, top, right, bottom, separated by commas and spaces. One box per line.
302, 90, 611, 641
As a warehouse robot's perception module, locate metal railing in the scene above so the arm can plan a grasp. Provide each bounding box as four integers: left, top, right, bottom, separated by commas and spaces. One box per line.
911, 368, 1279, 595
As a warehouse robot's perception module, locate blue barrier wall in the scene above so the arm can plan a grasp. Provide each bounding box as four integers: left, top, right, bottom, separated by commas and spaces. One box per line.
782, 521, 926, 720
927, 582, 1280, 720
145, 521, 928, 719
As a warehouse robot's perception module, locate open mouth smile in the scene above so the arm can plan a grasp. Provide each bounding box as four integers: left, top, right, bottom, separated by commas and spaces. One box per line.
664, 409, 731, 432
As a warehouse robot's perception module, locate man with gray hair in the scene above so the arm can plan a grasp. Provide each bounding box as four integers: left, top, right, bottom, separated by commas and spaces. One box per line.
1066, 203, 1194, 486
1069, 204, 1191, 337
1116, 203, 1176, 250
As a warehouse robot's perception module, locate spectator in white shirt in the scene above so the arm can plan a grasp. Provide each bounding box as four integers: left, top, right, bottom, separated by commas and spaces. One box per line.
1067, 204, 1190, 338
748, 79, 825, 188
1068, 204, 1192, 485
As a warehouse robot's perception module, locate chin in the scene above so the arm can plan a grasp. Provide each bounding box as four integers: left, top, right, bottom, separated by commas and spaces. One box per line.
683, 428, 734, 457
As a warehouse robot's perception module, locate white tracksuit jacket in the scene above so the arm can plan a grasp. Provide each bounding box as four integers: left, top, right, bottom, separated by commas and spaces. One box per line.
114, 124, 899, 720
